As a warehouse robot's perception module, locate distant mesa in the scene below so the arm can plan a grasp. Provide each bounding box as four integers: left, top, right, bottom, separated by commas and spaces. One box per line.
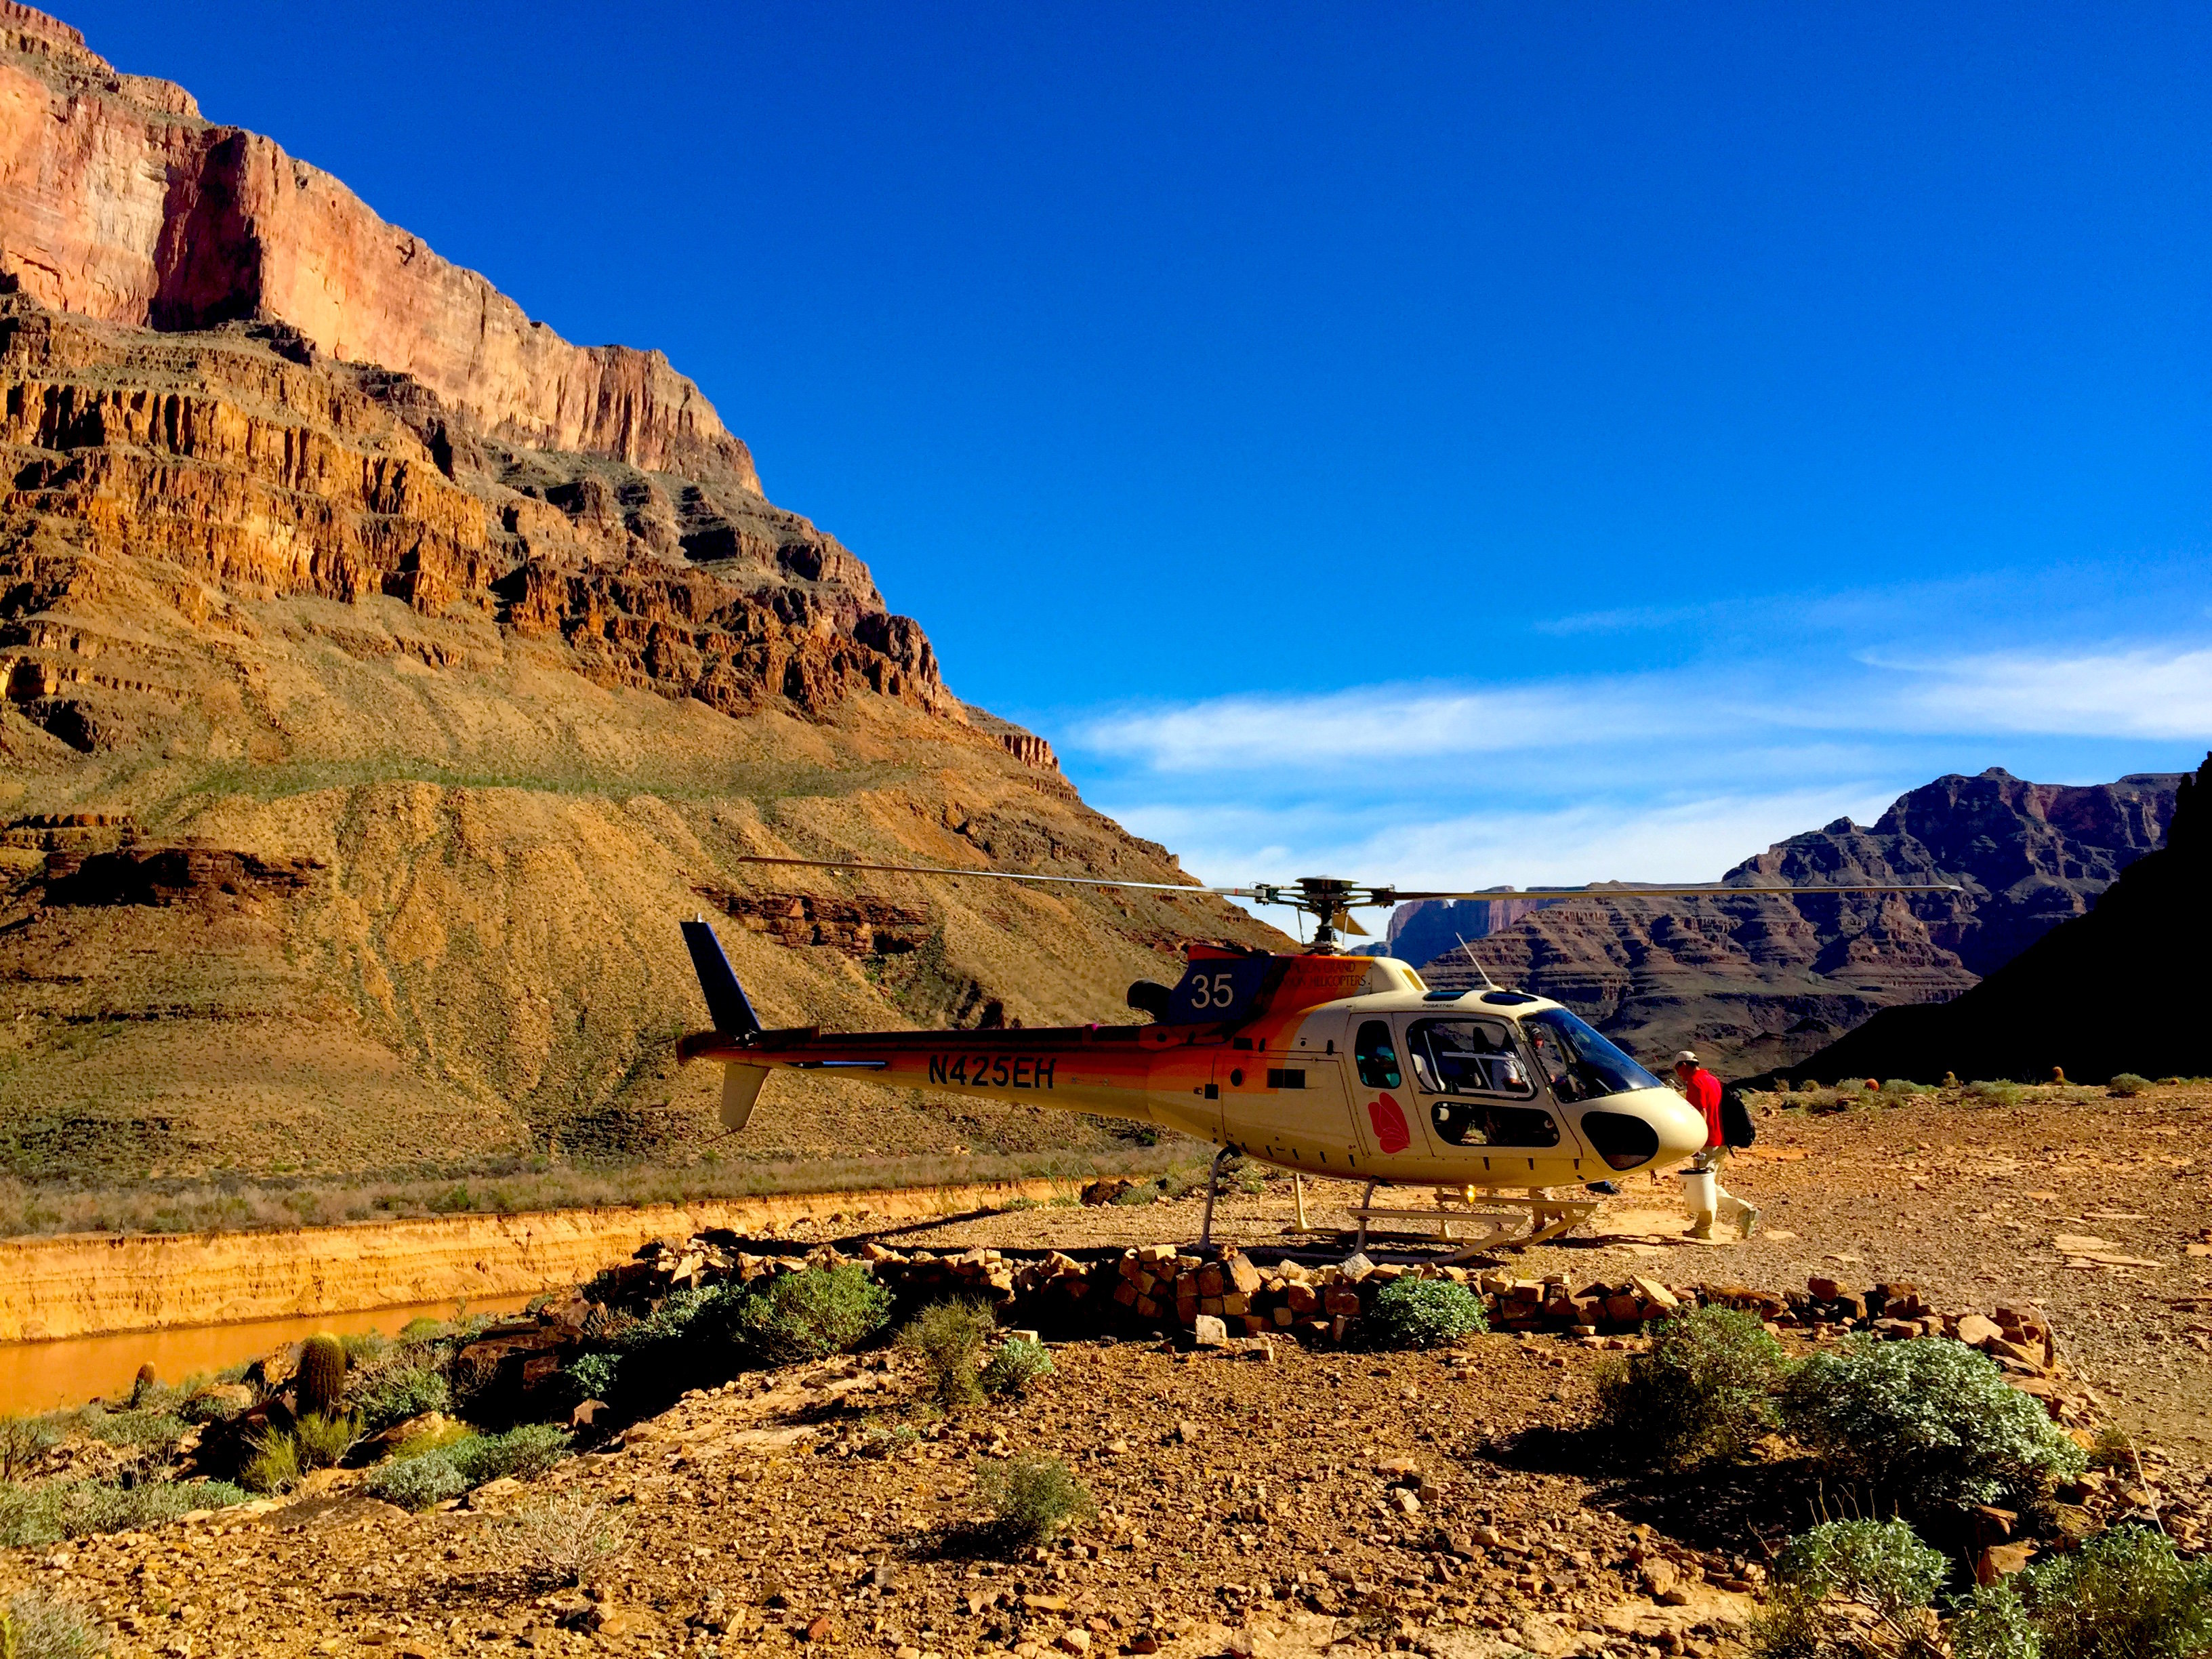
1776, 752, 2212, 1086
1408, 768, 2183, 1077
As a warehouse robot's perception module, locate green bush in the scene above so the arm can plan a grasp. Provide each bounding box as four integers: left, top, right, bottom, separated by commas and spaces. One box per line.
899, 1300, 996, 1412
59, 1408, 185, 1450
726, 1265, 893, 1367
612, 1285, 731, 1351
352, 1363, 449, 1432
1748, 1519, 1945, 1659
1595, 1305, 1791, 1465
290, 1410, 359, 1471
1, 1589, 110, 1658
239, 1429, 301, 1495
975, 1452, 1094, 1550
1967, 1080, 2024, 1107
559, 1351, 623, 1404
1951, 1525, 2212, 1659
0, 1478, 250, 1547
397, 1317, 446, 1342
1365, 1276, 1488, 1349
1780, 1337, 2086, 1521
981, 1337, 1052, 1397
448, 1424, 570, 1484
2108, 1073, 2152, 1099
363, 1450, 467, 1511
0, 1416, 59, 1481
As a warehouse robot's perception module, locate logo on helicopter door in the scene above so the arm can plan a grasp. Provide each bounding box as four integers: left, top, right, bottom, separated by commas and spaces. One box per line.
1367, 1093, 1411, 1153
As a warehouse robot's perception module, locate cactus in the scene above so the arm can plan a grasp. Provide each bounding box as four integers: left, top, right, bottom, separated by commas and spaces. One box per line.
297, 1332, 348, 1416
129, 1361, 157, 1408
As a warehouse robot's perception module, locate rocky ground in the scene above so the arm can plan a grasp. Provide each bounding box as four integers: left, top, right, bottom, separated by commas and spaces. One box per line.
2, 1084, 2207, 1658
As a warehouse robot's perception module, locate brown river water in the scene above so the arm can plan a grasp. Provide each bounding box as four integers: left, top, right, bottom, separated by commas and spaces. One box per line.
0, 1292, 541, 1416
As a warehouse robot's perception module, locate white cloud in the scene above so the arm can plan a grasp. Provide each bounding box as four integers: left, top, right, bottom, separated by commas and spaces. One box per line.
1879, 646, 2212, 739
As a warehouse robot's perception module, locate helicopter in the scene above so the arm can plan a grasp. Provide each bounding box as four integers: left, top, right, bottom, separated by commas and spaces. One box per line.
676, 859, 1960, 1252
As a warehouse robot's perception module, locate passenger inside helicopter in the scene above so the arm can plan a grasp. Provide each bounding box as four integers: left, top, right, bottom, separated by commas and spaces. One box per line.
1404, 1017, 1558, 1147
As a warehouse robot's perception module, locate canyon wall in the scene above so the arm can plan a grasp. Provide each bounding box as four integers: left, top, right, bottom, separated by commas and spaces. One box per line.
0, 1, 752, 478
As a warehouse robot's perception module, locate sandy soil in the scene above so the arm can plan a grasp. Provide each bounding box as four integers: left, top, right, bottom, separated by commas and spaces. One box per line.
3, 1086, 2206, 1659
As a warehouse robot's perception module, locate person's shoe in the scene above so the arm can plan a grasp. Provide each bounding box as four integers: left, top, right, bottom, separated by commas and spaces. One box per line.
1737, 1206, 1762, 1240
1584, 1181, 1621, 1195
1684, 1223, 1715, 1242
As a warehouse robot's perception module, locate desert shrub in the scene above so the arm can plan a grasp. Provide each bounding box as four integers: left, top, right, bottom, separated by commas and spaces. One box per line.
1748, 1519, 1946, 1659
0, 1478, 249, 1546
1365, 1276, 1487, 1349
0, 1416, 59, 1480
397, 1317, 446, 1342
980, 1337, 1052, 1397
1, 1589, 110, 1658
899, 1300, 996, 1412
1950, 1525, 2212, 1659
559, 1351, 623, 1405
239, 1429, 301, 1495
290, 1410, 359, 1471
493, 1494, 630, 1587
352, 1362, 449, 1432
1781, 1337, 2086, 1521
2108, 1073, 2152, 1098
1966, 1080, 2024, 1107
1882, 1079, 1933, 1097
448, 1424, 570, 1484
1595, 1305, 1791, 1465
975, 1452, 1094, 1549
177, 1387, 252, 1427
726, 1265, 893, 1367
339, 1330, 391, 1365
61, 1408, 185, 1450
363, 1450, 467, 1511
613, 1284, 732, 1352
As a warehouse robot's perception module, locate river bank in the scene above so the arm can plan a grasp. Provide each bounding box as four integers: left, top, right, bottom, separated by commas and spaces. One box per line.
0, 1176, 1092, 1344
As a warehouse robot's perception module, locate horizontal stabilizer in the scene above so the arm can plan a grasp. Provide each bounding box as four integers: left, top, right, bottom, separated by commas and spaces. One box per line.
681, 918, 762, 1038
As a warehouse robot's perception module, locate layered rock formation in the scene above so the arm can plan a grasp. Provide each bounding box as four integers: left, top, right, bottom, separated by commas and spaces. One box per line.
1415, 769, 2182, 1076
0, 5, 1282, 1187
0, 3, 745, 475
1782, 753, 2212, 1085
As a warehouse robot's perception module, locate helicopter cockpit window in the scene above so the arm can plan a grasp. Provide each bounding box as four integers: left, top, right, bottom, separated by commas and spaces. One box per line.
1353, 1021, 1401, 1089
1522, 1008, 1664, 1103
1405, 1019, 1557, 1147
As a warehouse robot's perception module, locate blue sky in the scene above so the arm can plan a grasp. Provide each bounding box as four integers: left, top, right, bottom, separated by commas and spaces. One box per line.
76, 1, 2212, 886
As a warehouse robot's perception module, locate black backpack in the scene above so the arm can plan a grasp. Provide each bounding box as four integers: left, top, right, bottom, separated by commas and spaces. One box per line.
1720, 1087, 1757, 1149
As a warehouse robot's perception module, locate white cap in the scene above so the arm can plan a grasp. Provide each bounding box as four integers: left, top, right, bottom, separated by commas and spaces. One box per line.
1673, 1049, 1699, 1067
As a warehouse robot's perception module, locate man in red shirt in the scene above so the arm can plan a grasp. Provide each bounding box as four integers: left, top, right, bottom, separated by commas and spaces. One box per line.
1673, 1049, 1760, 1240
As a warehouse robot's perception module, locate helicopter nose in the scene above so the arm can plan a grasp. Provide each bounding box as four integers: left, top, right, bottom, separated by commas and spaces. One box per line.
1645, 1091, 1709, 1166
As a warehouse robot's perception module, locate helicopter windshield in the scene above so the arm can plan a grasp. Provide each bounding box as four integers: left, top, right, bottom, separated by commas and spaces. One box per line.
1523, 1008, 1663, 1102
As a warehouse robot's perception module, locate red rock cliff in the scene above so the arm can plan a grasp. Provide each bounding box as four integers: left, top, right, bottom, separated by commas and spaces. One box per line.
0, 2, 752, 480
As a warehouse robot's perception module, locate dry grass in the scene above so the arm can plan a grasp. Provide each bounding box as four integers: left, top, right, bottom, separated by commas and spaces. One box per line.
0, 1145, 1206, 1240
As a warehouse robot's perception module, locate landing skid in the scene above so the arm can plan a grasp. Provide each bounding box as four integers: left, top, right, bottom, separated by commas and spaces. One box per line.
1288, 1180, 1599, 1262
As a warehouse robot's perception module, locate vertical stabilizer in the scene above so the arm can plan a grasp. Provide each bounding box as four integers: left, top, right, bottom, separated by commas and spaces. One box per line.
681, 917, 762, 1036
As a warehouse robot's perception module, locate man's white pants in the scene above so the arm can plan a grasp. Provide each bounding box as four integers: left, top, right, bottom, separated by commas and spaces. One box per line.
1686, 1147, 1749, 1233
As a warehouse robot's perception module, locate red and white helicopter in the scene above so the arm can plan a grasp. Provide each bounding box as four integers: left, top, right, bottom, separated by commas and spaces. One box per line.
678, 863, 1955, 1250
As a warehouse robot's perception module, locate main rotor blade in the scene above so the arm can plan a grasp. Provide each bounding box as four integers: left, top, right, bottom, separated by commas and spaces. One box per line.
1381, 882, 1965, 902
729, 853, 1227, 897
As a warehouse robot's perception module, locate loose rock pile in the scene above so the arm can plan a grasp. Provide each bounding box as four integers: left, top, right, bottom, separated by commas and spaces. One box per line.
598, 1231, 2103, 1429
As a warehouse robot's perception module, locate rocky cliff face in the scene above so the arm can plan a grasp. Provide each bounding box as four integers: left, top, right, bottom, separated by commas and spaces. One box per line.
1782, 754, 2212, 1085
0, 3, 747, 476
0, 5, 1282, 1189
1414, 769, 2181, 1076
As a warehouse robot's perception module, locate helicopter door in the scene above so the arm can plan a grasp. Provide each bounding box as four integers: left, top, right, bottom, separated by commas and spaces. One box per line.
1399, 1016, 1579, 1168
1347, 1017, 1439, 1165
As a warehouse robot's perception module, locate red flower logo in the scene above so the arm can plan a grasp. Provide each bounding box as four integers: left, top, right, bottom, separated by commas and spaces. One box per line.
1368, 1092, 1410, 1154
